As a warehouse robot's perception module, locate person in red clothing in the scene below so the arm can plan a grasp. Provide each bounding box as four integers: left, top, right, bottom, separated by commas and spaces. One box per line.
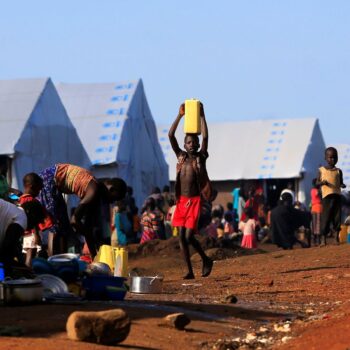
310, 178, 323, 245
19, 173, 54, 266
240, 186, 259, 222
168, 102, 213, 279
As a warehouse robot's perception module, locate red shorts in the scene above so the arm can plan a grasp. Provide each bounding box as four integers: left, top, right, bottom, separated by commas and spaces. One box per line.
172, 196, 201, 230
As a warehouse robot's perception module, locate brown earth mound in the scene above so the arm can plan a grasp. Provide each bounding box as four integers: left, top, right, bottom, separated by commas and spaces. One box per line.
129, 236, 266, 261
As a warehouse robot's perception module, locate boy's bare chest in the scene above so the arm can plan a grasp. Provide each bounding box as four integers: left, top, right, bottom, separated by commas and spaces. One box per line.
180, 159, 196, 177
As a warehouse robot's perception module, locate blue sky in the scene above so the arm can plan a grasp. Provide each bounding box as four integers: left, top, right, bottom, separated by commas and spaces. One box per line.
1, 0, 349, 144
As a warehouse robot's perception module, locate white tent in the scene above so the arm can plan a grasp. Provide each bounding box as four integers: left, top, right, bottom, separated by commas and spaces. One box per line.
332, 144, 350, 191
57, 79, 168, 208
0, 78, 91, 190
158, 118, 325, 204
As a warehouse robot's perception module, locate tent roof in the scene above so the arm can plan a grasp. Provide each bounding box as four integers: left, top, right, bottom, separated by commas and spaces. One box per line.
158, 118, 321, 181
56, 80, 139, 166
0, 78, 48, 155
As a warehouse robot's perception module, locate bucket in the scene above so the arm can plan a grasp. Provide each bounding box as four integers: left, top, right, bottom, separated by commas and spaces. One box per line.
113, 247, 128, 277
339, 225, 348, 243
184, 99, 201, 134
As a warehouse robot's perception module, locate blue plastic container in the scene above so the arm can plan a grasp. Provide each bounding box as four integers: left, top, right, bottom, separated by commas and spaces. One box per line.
32, 258, 55, 275
347, 233, 350, 244
82, 275, 127, 300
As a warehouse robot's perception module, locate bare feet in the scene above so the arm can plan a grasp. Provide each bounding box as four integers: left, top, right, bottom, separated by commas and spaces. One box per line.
183, 272, 195, 280
202, 258, 213, 277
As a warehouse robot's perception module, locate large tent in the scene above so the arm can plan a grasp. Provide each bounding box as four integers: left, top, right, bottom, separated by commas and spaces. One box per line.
0, 78, 90, 190
158, 118, 325, 205
57, 79, 168, 207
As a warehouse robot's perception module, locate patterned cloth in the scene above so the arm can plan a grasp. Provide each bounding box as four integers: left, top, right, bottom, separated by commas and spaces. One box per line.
140, 211, 160, 244
38, 165, 70, 236
55, 163, 96, 199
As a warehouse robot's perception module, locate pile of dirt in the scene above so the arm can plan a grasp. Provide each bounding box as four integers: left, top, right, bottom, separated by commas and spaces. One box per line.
128, 237, 181, 258
192, 246, 265, 262
129, 236, 265, 261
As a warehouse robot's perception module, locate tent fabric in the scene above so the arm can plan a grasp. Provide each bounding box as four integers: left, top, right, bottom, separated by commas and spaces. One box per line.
158, 118, 325, 182
57, 79, 168, 208
0, 78, 91, 189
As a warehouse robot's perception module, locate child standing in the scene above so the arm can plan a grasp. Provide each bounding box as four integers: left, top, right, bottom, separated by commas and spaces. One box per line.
310, 178, 323, 245
316, 147, 346, 245
168, 102, 213, 279
140, 198, 160, 244
19, 173, 54, 265
239, 207, 258, 249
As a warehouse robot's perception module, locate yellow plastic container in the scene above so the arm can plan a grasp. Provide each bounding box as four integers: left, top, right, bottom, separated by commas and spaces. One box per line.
94, 245, 114, 271
113, 247, 128, 277
339, 225, 348, 243
184, 99, 201, 134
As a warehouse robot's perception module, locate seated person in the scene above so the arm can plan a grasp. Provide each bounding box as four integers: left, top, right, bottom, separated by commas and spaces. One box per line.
0, 198, 46, 275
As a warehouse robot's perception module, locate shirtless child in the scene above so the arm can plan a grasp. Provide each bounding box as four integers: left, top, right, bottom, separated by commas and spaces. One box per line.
168, 102, 213, 279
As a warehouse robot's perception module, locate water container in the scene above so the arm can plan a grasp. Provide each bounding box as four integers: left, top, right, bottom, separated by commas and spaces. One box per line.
113, 247, 128, 277
94, 245, 114, 271
339, 225, 348, 243
347, 232, 350, 244
184, 99, 201, 134
0, 262, 4, 282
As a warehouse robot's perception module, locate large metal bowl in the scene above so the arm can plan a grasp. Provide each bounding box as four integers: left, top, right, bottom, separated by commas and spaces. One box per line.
2, 279, 43, 305
129, 276, 163, 294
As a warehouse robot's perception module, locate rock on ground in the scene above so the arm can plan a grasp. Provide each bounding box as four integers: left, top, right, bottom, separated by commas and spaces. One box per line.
66, 309, 130, 345
159, 313, 191, 330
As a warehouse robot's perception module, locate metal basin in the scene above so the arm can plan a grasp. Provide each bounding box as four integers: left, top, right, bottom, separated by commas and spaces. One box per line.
129, 276, 163, 294
2, 279, 43, 305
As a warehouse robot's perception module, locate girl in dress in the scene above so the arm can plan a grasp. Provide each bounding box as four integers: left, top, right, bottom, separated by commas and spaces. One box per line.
239, 207, 258, 249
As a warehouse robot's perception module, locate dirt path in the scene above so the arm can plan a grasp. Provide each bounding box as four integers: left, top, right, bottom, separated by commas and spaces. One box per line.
1, 242, 349, 349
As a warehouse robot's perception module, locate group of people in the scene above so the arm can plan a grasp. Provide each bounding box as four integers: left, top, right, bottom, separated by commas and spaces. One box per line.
0, 161, 127, 275
0, 98, 347, 281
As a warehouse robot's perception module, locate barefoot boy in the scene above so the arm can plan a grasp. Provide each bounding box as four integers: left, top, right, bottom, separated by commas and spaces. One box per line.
316, 147, 346, 245
168, 102, 213, 279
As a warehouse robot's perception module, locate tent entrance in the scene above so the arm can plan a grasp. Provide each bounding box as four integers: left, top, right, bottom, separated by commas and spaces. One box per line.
265, 178, 296, 208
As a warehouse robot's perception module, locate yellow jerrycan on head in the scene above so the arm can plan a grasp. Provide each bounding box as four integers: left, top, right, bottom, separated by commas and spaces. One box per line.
184, 99, 201, 134
113, 247, 128, 277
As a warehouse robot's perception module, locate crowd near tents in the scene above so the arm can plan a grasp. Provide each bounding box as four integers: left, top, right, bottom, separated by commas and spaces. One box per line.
158, 118, 326, 206
0, 77, 348, 207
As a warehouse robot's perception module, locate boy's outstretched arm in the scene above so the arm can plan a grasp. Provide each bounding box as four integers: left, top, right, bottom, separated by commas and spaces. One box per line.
339, 169, 347, 188
168, 104, 184, 155
200, 103, 208, 153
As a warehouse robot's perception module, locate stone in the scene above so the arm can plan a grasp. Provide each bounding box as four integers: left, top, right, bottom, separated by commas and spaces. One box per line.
66, 309, 130, 345
222, 294, 238, 304
160, 313, 191, 330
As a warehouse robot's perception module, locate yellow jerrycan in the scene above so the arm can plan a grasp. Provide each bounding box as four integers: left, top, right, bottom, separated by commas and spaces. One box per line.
113, 247, 128, 277
339, 225, 348, 243
94, 245, 114, 271
184, 99, 201, 134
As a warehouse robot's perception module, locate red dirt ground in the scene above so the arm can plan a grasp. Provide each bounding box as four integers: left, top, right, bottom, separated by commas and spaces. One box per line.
1, 240, 350, 349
